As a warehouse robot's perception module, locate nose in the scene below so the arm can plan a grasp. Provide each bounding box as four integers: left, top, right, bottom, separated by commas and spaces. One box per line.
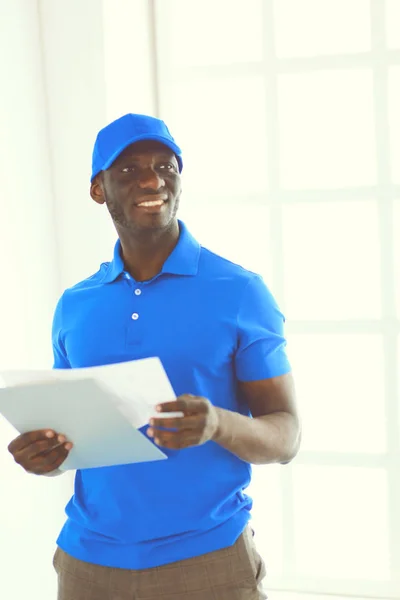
137, 167, 165, 191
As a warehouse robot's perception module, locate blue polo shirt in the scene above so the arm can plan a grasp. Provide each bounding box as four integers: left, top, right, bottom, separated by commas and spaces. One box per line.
52, 220, 291, 569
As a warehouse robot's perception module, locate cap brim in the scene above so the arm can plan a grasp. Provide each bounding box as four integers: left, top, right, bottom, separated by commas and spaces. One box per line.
92, 134, 183, 180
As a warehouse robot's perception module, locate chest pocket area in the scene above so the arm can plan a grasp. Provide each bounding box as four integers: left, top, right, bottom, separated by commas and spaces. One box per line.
139, 300, 237, 377
65, 292, 135, 367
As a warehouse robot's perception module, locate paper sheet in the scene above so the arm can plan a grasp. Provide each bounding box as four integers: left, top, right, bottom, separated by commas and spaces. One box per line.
0, 357, 177, 429
0, 378, 167, 470
0, 357, 180, 470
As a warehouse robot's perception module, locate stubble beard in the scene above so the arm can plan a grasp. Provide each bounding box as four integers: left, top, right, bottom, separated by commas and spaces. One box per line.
105, 193, 181, 232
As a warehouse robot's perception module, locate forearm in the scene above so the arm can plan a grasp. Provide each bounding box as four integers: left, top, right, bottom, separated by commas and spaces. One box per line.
213, 408, 301, 465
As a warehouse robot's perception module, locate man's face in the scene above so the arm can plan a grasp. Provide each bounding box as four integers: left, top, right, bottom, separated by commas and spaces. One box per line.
91, 140, 182, 233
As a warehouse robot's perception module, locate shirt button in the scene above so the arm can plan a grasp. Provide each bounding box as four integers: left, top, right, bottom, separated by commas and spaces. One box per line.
134, 289, 142, 296
131, 313, 139, 320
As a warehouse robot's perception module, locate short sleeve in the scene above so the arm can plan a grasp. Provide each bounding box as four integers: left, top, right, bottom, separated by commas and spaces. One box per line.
235, 275, 291, 381
52, 295, 71, 369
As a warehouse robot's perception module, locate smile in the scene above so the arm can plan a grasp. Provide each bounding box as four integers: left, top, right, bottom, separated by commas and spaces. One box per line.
136, 192, 168, 208
137, 199, 166, 207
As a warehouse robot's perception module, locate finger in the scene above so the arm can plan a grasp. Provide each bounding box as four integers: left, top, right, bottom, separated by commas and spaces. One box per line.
152, 430, 201, 449
13, 435, 69, 464
8, 430, 57, 454
30, 438, 71, 458
14, 439, 60, 463
13, 438, 72, 472
26, 443, 72, 475
154, 430, 197, 448
156, 395, 208, 415
149, 415, 203, 433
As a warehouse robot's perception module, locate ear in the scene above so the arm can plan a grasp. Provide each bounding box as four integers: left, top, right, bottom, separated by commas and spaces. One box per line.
90, 174, 106, 205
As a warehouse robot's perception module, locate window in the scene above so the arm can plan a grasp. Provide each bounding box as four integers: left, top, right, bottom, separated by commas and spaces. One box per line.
154, 1, 400, 597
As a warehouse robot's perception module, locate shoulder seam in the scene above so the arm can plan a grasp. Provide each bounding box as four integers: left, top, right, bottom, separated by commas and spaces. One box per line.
235, 274, 260, 339
63, 263, 110, 292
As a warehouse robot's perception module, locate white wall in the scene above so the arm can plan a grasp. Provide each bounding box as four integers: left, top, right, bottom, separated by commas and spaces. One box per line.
39, 0, 114, 290
0, 1, 155, 598
0, 2, 73, 598
2, 2, 397, 599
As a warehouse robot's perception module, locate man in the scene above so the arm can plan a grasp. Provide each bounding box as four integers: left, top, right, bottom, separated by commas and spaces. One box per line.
8, 113, 301, 600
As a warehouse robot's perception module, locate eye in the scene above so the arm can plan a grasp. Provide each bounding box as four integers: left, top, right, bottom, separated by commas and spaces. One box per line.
157, 162, 176, 172
121, 165, 137, 173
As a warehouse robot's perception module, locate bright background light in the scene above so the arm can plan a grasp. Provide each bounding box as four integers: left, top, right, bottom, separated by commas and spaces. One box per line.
0, 1, 399, 599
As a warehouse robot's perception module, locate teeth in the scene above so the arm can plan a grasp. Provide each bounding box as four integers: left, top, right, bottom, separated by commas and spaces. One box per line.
138, 200, 165, 207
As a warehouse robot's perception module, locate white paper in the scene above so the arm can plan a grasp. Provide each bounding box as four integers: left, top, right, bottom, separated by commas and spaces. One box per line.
0, 357, 178, 429
0, 377, 168, 470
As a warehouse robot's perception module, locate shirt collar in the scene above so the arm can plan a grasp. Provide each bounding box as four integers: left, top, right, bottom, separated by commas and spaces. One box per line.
101, 220, 200, 283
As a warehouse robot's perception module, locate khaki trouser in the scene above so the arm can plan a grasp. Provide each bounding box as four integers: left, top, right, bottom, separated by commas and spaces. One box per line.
53, 526, 267, 599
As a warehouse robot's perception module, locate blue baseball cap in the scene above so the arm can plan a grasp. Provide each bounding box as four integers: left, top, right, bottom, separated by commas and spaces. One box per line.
91, 113, 183, 181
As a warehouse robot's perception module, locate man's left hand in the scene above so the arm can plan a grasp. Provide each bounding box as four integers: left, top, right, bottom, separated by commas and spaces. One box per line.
147, 394, 220, 449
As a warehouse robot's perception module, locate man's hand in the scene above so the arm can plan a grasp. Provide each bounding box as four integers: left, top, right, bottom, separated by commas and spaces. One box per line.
148, 394, 220, 449
8, 430, 73, 475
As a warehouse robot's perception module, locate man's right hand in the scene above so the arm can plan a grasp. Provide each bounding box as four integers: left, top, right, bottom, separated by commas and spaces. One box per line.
7, 430, 73, 475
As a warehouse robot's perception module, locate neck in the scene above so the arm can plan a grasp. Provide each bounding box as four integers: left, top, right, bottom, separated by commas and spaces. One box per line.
117, 220, 180, 281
